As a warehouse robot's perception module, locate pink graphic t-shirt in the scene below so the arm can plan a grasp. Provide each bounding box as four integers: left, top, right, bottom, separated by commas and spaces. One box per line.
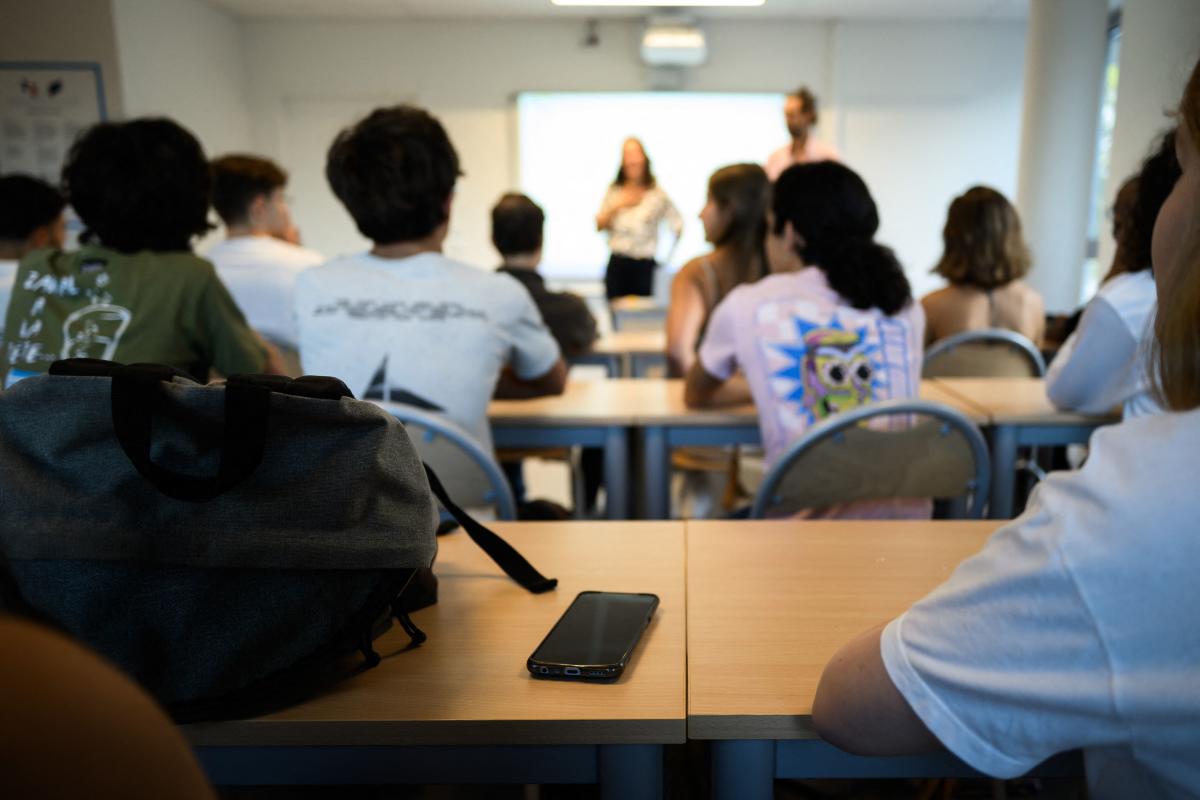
699, 267, 925, 467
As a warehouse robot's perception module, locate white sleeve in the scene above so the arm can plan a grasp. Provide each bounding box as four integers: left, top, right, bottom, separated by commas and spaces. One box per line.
1045, 295, 1137, 414
502, 281, 562, 381
661, 191, 684, 240
880, 483, 1125, 778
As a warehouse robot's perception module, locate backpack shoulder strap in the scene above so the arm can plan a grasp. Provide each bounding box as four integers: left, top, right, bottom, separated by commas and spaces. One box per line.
423, 465, 557, 594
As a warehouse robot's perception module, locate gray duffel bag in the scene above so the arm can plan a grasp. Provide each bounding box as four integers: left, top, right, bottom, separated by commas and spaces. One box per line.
0, 359, 555, 721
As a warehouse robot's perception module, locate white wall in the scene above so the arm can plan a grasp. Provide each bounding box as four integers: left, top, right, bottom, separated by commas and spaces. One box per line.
112, 0, 254, 157
240, 16, 1026, 300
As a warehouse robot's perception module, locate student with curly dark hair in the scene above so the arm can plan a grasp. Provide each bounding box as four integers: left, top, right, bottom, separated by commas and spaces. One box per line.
0, 174, 66, 322
684, 161, 925, 517
0, 118, 276, 387
921, 186, 1045, 347
1047, 129, 1181, 418
296, 106, 565, 453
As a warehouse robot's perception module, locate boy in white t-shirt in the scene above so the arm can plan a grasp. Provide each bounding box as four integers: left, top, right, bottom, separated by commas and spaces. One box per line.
0, 175, 66, 324
205, 155, 323, 349
295, 105, 565, 451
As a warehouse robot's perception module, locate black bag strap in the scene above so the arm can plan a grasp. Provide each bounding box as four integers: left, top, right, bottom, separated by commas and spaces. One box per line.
423, 464, 557, 594
109, 363, 271, 503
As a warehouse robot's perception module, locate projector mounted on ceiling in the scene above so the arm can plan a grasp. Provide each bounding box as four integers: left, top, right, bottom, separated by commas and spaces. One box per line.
640, 16, 707, 68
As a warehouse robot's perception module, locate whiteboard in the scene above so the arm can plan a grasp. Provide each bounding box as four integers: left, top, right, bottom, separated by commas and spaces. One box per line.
517, 92, 787, 281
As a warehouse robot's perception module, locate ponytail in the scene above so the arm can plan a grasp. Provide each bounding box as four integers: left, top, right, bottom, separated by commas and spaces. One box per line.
811, 238, 912, 316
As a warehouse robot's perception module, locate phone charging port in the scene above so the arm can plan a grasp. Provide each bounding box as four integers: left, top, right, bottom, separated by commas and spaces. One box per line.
563, 667, 581, 676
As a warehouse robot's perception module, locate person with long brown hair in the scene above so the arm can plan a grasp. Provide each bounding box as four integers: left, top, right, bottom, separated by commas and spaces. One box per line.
811, 55, 1200, 798
595, 137, 683, 299
666, 163, 769, 377
921, 186, 1045, 346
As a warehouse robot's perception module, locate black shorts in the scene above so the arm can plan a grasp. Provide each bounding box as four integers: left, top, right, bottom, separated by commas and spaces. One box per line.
604, 254, 657, 299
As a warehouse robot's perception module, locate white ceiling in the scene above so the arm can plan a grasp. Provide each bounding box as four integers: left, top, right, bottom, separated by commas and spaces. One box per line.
205, 0, 1029, 22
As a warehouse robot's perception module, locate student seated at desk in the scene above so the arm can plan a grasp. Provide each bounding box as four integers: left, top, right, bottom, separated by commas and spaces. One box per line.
206, 154, 324, 352
684, 161, 925, 518
812, 57, 1200, 799
666, 163, 769, 378
0, 118, 280, 387
296, 105, 566, 452
492, 192, 597, 358
921, 187, 1045, 348
1047, 129, 1180, 418
0, 175, 66, 323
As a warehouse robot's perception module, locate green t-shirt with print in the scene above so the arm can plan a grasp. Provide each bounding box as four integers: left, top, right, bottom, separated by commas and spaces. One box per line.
1, 246, 266, 386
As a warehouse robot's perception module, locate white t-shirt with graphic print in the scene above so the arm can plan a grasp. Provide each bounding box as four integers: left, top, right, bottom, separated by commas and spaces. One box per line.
294, 251, 561, 450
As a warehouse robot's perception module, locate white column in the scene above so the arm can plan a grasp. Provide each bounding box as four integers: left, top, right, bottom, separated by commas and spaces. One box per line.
1015, 0, 1108, 312
1098, 0, 1200, 273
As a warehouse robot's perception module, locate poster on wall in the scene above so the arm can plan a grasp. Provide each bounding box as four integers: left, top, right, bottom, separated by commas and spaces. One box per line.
0, 62, 107, 185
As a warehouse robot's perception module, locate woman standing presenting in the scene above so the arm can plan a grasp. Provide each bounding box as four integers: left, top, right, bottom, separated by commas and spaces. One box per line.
596, 138, 683, 299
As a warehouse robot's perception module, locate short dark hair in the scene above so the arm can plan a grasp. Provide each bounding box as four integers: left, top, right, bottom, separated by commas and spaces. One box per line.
326, 105, 461, 244
790, 86, 819, 124
211, 154, 288, 226
933, 186, 1031, 289
491, 193, 544, 256
62, 118, 212, 253
0, 174, 65, 243
773, 162, 911, 315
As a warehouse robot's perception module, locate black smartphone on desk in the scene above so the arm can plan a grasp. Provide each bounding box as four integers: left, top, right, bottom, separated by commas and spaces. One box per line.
528, 591, 659, 681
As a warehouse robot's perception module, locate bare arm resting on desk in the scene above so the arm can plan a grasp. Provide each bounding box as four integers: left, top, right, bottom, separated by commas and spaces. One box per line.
812, 622, 941, 756
494, 358, 568, 399
684, 361, 752, 408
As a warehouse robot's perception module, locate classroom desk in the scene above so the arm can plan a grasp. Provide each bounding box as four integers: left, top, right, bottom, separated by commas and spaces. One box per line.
489, 379, 647, 519
686, 520, 1082, 798
186, 521, 686, 799
933, 378, 1118, 519
638, 379, 988, 519
572, 330, 667, 377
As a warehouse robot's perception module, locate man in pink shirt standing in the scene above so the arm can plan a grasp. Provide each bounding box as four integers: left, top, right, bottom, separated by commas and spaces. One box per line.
764, 86, 840, 181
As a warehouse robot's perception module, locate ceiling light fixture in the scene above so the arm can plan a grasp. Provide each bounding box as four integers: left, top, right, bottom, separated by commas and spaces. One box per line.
554, 0, 763, 7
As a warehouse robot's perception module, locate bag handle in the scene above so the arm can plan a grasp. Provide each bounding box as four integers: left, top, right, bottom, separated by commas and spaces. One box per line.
109, 364, 271, 503
423, 464, 557, 594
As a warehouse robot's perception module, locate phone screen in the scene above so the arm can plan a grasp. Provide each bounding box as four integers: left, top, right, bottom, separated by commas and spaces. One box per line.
531, 592, 659, 668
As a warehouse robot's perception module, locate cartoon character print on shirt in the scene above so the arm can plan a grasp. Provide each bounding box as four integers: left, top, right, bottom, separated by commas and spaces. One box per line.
769, 315, 885, 427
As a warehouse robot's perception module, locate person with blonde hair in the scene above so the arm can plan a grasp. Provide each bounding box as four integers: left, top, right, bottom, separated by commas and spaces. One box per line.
921, 186, 1045, 347
812, 55, 1200, 799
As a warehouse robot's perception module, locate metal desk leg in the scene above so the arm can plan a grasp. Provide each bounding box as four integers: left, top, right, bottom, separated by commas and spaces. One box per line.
989, 424, 1018, 519
604, 426, 630, 520
712, 739, 774, 800
642, 426, 670, 520
598, 744, 662, 800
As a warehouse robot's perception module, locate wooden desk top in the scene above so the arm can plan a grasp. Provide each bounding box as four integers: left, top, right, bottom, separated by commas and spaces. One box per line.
591, 330, 666, 356
933, 377, 1116, 425
686, 519, 1003, 740
490, 379, 984, 427
185, 522, 686, 747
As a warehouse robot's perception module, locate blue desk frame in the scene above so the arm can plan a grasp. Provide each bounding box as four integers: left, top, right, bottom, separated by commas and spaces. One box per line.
640, 421, 761, 519
986, 418, 1111, 519
708, 738, 1082, 799
491, 422, 630, 519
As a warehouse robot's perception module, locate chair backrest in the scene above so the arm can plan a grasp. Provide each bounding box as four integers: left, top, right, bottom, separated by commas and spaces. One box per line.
922, 328, 1046, 378
750, 399, 991, 519
373, 402, 517, 520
